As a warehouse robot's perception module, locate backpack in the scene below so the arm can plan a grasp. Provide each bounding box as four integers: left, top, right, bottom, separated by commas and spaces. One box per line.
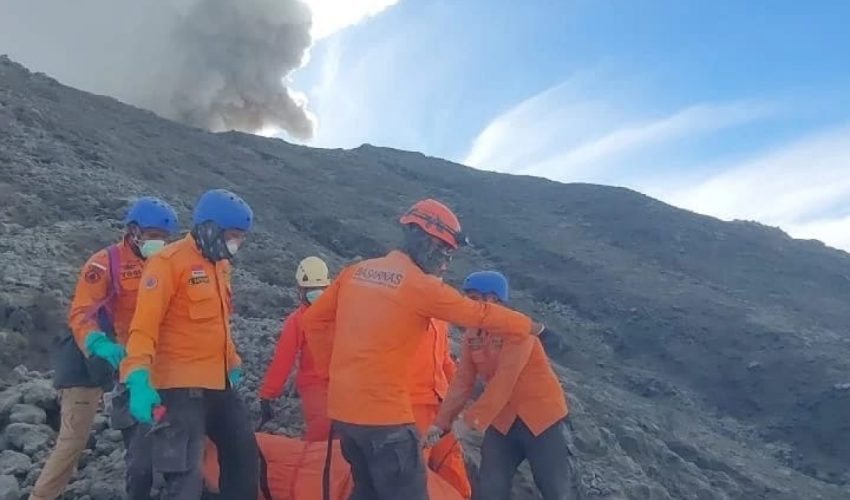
52, 244, 122, 390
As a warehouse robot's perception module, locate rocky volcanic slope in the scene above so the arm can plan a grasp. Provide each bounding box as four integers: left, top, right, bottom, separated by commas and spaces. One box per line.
1, 55, 849, 499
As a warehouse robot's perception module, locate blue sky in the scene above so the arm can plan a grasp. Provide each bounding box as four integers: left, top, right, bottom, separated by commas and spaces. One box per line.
1, 0, 848, 250
291, 0, 850, 250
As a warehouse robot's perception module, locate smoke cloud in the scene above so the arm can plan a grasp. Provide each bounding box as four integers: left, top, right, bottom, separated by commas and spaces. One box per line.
0, 0, 316, 139
166, 0, 315, 138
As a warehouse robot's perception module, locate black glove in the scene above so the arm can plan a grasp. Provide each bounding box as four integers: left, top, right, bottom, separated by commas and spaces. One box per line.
259, 399, 274, 427
538, 328, 568, 357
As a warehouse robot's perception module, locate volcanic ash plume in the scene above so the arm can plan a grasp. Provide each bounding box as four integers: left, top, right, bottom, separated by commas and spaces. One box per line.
164, 0, 316, 139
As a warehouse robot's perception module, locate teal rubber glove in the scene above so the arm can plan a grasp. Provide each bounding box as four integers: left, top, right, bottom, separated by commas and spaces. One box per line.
84, 331, 127, 369
126, 369, 161, 425
228, 367, 243, 388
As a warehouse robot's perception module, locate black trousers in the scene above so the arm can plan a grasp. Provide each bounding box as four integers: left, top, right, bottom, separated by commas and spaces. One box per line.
111, 384, 155, 500
147, 388, 259, 500
121, 422, 155, 499
334, 420, 428, 500
475, 418, 579, 500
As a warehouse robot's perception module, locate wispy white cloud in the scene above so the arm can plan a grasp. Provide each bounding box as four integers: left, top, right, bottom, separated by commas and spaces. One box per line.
519, 102, 772, 179
303, 0, 400, 40
463, 72, 624, 173
785, 214, 850, 252
463, 75, 773, 182
649, 126, 850, 250
464, 73, 850, 251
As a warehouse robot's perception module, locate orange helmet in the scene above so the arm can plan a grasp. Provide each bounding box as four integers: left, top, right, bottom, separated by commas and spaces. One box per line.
399, 199, 467, 249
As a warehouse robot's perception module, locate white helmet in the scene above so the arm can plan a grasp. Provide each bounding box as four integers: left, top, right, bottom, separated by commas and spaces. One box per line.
296, 256, 330, 288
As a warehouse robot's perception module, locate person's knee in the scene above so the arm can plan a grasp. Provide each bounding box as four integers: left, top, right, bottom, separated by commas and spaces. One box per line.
227, 429, 258, 459
217, 435, 258, 477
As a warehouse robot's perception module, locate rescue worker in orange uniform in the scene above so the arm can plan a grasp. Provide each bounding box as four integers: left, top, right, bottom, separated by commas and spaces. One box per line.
303, 198, 553, 500
426, 271, 578, 500
32, 197, 179, 500
121, 189, 259, 500
410, 319, 472, 498
258, 256, 333, 441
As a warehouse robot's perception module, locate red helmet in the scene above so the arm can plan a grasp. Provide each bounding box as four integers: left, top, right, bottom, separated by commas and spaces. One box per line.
399, 199, 467, 249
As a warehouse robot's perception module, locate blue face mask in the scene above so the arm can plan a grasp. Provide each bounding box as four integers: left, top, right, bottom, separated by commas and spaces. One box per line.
305, 289, 324, 304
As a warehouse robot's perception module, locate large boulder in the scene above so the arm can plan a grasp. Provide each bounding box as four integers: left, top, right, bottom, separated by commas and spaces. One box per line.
4, 423, 54, 454
0, 450, 30, 476
0, 388, 22, 422
91, 414, 108, 433
88, 480, 125, 500
20, 379, 58, 411
0, 475, 20, 500
8, 404, 47, 425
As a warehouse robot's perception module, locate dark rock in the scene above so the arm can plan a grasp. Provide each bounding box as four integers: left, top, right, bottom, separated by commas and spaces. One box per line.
7, 366, 30, 385
20, 380, 58, 410
91, 414, 108, 433
0, 450, 30, 476
102, 429, 122, 443
9, 404, 47, 425
6, 308, 33, 333
22, 465, 41, 489
0, 475, 19, 500
4, 423, 54, 454
94, 438, 118, 457
89, 480, 125, 500
0, 389, 22, 421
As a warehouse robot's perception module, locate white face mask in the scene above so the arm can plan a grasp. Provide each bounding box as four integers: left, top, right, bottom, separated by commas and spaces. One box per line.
139, 240, 166, 258
225, 239, 241, 256
305, 289, 324, 304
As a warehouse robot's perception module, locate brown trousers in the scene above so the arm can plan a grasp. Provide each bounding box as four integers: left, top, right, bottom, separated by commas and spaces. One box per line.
29, 387, 102, 500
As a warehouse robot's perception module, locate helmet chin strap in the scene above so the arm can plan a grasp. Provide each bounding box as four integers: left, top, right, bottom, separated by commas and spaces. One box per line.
401, 225, 451, 275
191, 221, 231, 263
124, 224, 145, 260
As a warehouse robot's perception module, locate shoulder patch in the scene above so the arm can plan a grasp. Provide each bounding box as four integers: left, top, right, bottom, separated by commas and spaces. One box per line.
84, 266, 104, 284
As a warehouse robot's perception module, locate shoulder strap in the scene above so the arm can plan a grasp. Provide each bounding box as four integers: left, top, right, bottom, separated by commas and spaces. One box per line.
92, 245, 122, 334
322, 426, 334, 500
105, 244, 122, 299
258, 447, 273, 500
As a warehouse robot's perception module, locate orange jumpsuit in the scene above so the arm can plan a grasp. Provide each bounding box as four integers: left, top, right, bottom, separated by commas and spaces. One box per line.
435, 328, 568, 436
121, 234, 242, 388
436, 329, 573, 499
302, 250, 535, 426
259, 305, 331, 442
68, 241, 144, 348
410, 319, 471, 499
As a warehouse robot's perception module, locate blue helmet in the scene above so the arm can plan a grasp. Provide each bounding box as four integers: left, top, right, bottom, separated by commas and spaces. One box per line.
192, 189, 253, 231
462, 271, 509, 303
125, 197, 179, 234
